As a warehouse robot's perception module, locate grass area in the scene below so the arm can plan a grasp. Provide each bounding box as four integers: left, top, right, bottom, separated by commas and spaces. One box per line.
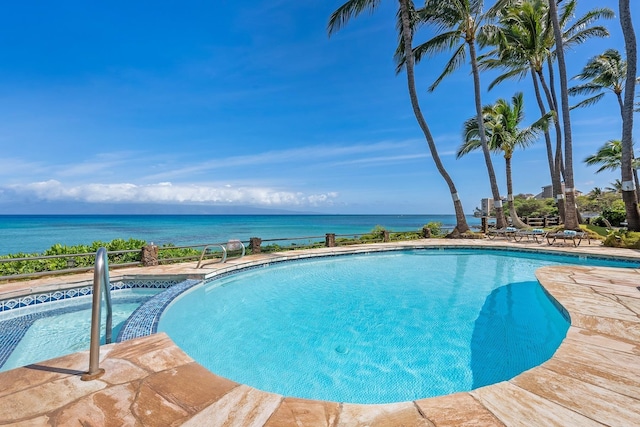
583, 224, 610, 237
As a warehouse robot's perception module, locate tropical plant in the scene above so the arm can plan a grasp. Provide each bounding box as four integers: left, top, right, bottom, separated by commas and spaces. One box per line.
513, 197, 558, 218
457, 92, 549, 228
568, 49, 633, 113
480, 0, 613, 224
618, 0, 640, 231
409, 0, 510, 229
547, 0, 580, 229
328, 0, 470, 235
584, 139, 640, 200
606, 179, 623, 193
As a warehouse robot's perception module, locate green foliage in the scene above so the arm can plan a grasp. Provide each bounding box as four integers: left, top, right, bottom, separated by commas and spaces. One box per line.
423, 222, 444, 237
514, 197, 558, 218
576, 191, 621, 214
603, 230, 640, 249
601, 199, 627, 226
0, 238, 146, 277
156, 243, 201, 261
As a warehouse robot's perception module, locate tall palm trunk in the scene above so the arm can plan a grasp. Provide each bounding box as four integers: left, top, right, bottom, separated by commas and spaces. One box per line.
548, 0, 579, 229
619, 0, 640, 231
530, 67, 565, 222
536, 69, 566, 222
614, 91, 640, 202
468, 40, 507, 229
505, 155, 527, 228
398, 0, 469, 235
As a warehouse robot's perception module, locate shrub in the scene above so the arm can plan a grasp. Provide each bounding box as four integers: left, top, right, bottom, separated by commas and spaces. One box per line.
424, 221, 444, 237
601, 201, 627, 226
603, 231, 640, 249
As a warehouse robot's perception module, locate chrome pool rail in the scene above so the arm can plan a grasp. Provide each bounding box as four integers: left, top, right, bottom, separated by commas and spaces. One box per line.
81, 247, 112, 381
196, 239, 246, 268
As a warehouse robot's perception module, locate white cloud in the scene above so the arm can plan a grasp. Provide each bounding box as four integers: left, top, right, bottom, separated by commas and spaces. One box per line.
2, 180, 338, 207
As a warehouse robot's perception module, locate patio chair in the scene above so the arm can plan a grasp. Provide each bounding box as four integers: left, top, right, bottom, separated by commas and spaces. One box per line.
487, 226, 517, 240
546, 230, 590, 247
514, 228, 547, 244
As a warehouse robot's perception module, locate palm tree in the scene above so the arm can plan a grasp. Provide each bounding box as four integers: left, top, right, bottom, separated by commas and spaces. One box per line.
569, 49, 630, 114
619, 0, 640, 231
408, 0, 511, 229
547, 0, 579, 229
457, 92, 549, 228
606, 179, 623, 194
589, 187, 603, 199
584, 139, 640, 201
480, 0, 612, 224
328, 0, 470, 235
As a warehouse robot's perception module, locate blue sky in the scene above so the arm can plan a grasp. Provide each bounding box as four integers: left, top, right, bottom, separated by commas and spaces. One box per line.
0, 0, 637, 215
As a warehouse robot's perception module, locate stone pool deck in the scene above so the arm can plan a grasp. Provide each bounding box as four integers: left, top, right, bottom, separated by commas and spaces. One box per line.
0, 239, 639, 426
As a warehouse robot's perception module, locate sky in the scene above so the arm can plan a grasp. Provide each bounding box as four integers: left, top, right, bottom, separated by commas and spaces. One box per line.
0, 0, 638, 215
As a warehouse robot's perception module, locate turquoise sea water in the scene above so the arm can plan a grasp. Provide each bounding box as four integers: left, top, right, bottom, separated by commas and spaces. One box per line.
0, 214, 481, 255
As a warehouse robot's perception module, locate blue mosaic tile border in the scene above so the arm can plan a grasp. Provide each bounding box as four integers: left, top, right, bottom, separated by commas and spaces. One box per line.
0, 279, 180, 313
117, 279, 201, 342
0, 293, 155, 370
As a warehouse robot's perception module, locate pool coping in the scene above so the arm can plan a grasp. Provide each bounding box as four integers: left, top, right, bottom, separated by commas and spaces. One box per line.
0, 239, 639, 425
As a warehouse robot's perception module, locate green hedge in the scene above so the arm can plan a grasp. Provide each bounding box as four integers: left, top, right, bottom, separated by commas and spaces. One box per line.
0, 238, 146, 276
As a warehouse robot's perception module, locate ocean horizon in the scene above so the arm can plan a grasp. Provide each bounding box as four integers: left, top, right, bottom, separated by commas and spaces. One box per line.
0, 214, 482, 256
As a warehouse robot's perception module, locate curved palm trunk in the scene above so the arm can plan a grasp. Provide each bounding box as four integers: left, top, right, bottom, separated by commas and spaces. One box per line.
505, 156, 527, 228
619, 0, 640, 231
398, 0, 469, 235
549, 0, 579, 230
546, 58, 566, 181
536, 69, 567, 223
531, 67, 566, 222
468, 40, 507, 229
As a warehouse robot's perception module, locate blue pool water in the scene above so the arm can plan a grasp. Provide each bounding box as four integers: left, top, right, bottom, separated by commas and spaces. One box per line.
158, 249, 636, 403
0, 288, 160, 372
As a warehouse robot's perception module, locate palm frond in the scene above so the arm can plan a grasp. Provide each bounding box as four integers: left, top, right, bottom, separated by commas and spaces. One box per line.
327, 0, 382, 36
428, 44, 467, 92
569, 94, 606, 110
487, 67, 528, 91
567, 83, 604, 96
413, 30, 462, 59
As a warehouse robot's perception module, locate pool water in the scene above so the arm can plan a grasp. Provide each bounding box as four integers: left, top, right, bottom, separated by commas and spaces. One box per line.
158, 249, 635, 403
0, 288, 159, 372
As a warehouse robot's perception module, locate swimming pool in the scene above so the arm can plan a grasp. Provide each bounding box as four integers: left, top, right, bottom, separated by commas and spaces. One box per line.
0, 285, 166, 372
158, 248, 638, 404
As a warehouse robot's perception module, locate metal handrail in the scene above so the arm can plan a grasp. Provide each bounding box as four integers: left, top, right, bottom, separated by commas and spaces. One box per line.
196, 240, 246, 268
81, 247, 112, 381
196, 244, 226, 268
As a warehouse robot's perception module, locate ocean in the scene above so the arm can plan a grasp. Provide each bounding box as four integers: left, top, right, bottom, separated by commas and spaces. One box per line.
0, 214, 481, 256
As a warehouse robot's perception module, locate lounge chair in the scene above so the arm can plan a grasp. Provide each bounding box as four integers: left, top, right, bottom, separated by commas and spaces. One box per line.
514, 228, 547, 244
487, 226, 517, 240
546, 230, 590, 247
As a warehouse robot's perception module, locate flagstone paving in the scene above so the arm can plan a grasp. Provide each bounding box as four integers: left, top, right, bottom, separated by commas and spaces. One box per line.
0, 239, 639, 426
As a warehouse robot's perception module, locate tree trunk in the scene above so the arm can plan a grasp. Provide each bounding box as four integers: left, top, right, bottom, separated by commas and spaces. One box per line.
531, 67, 565, 222
548, 0, 579, 229
468, 40, 507, 229
505, 156, 528, 228
619, 0, 640, 230
398, 0, 470, 235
